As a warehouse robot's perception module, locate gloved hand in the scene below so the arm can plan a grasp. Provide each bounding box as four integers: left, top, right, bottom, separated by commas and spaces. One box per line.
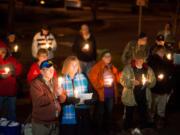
65, 97, 80, 105
48, 47, 52, 51
84, 99, 93, 105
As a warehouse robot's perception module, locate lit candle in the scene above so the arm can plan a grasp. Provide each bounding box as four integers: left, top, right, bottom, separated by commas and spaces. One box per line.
105, 78, 113, 86
158, 73, 164, 80
58, 76, 63, 95
82, 43, 90, 51
14, 45, 19, 52
58, 76, 63, 86
142, 74, 147, 86
166, 53, 172, 60
46, 43, 50, 49
74, 89, 78, 98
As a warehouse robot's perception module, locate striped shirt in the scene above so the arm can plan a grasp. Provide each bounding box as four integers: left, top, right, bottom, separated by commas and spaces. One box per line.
61, 73, 88, 125
32, 32, 57, 59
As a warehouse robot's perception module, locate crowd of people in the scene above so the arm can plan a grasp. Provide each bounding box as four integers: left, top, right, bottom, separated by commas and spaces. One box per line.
0, 22, 180, 135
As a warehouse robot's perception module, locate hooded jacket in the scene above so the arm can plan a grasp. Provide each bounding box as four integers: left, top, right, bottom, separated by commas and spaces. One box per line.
120, 62, 156, 108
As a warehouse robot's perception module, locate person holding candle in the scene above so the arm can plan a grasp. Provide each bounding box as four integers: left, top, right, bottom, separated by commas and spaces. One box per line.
72, 24, 97, 75
27, 48, 57, 84
88, 50, 120, 134
0, 40, 22, 121
60, 56, 92, 135
148, 46, 173, 128
32, 24, 57, 59
5, 32, 21, 58
120, 50, 156, 130
30, 60, 66, 135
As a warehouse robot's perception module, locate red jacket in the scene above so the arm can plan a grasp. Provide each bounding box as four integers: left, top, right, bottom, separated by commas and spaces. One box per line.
0, 56, 22, 96
27, 62, 57, 84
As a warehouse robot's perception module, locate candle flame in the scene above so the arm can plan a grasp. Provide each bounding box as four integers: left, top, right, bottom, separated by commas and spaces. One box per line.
74, 89, 78, 98
166, 53, 172, 60
104, 78, 113, 86
46, 43, 50, 49
58, 76, 63, 85
83, 43, 90, 51
4, 67, 10, 74
57, 76, 64, 95
158, 73, 164, 80
14, 45, 19, 52
142, 74, 147, 85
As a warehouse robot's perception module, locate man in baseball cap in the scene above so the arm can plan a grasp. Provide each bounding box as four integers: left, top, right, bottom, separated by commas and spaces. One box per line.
30, 59, 66, 135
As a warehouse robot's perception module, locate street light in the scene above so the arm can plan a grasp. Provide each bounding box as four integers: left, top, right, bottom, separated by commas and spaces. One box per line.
40, 0, 45, 5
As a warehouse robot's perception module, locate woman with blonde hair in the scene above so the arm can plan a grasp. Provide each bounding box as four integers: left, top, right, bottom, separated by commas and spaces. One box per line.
60, 56, 92, 135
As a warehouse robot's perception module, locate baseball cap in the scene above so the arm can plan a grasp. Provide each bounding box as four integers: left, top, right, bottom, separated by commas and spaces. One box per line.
40, 60, 53, 69
156, 35, 164, 41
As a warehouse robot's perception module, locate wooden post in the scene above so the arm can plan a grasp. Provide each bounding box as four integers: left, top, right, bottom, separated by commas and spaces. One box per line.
138, 6, 143, 35
8, 0, 15, 32
173, 0, 180, 35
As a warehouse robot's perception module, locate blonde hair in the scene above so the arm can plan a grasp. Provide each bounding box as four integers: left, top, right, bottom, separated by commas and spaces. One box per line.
62, 56, 82, 75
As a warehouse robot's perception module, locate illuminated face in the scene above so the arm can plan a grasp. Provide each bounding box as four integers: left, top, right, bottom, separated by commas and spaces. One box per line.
138, 37, 148, 46
8, 34, 16, 43
0, 48, 7, 59
135, 58, 144, 67
156, 40, 165, 46
42, 29, 49, 36
37, 53, 48, 63
81, 25, 89, 36
41, 66, 54, 80
69, 61, 79, 74
102, 53, 112, 65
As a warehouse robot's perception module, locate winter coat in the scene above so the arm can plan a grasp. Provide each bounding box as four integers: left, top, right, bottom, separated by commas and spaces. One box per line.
148, 54, 173, 94
0, 40, 22, 96
88, 60, 120, 103
121, 40, 150, 65
120, 63, 156, 108
30, 76, 61, 124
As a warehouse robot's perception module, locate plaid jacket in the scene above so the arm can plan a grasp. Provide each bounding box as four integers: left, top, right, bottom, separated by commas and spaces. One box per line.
61, 73, 88, 125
